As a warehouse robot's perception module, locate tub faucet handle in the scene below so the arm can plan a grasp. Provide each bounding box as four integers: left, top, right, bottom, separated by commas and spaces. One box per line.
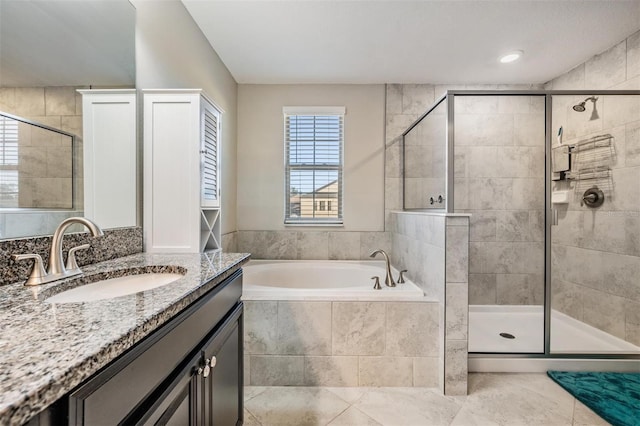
397, 269, 408, 284
371, 276, 382, 290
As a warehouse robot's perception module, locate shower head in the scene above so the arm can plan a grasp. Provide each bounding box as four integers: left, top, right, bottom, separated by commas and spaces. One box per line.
572, 102, 586, 112
572, 96, 598, 112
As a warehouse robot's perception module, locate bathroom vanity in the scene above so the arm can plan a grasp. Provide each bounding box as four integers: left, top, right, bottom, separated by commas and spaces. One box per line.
0, 251, 249, 426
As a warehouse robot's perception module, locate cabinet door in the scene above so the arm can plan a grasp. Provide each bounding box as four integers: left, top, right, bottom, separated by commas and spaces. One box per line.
143, 91, 201, 253
200, 97, 221, 208
122, 352, 201, 426
80, 89, 137, 229
145, 373, 198, 426
202, 304, 243, 426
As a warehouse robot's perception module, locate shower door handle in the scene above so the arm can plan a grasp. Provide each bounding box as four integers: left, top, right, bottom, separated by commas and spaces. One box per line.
552, 208, 558, 226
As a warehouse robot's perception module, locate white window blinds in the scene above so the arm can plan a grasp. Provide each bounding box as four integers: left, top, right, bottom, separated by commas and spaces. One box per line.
284, 107, 344, 224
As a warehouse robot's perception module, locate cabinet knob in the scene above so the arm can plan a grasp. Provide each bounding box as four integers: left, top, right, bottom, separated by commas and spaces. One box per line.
203, 357, 217, 377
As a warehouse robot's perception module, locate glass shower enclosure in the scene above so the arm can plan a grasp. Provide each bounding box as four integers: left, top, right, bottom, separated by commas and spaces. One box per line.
402, 90, 640, 360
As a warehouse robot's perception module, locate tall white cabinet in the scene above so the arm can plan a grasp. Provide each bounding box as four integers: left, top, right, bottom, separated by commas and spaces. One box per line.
143, 90, 222, 253
79, 89, 137, 229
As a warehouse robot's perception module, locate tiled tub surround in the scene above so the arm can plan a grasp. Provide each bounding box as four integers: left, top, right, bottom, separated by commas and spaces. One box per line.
547, 29, 640, 348
237, 230, 391, 261
389, 211, 470, 396
243, 259, 437, 388
243, 300, 441, 388
0, 226, 143, 285
0, 250, 250, 425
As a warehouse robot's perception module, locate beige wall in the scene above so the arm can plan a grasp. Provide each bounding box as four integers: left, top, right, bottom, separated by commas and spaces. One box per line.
237, 84, 385, 231
133, 0, 238, 234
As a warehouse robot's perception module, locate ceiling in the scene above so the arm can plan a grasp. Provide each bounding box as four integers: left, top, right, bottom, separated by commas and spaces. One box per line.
182, 0, 640, 85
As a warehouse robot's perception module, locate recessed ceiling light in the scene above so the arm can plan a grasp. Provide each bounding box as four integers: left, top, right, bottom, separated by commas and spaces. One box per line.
499, 50, 523, 64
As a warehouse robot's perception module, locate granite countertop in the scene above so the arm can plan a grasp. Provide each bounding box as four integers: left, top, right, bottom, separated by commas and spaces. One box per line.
0, 250, 250, 426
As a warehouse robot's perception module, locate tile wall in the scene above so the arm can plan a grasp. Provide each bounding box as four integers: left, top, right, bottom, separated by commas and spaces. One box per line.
384, 84, 545, 307
244, 300, 440, 388
402, 100, 447, 209
455, 95, 546, 306
236, 230, 391, 260
0, 86, 86, 238
15, 120, 73, 209
389, 211, 469, 395
0, 87, 85, 205
546, 29, 640, 346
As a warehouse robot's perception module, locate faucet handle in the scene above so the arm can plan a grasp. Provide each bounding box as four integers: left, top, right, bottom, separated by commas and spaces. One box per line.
371, 276, 382, 290
66, 244, 90, 273
12, 253, 47, 286
397, 269, 408, 284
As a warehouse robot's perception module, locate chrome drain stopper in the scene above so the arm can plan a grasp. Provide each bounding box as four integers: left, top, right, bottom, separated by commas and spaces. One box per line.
499, 332, 515, 339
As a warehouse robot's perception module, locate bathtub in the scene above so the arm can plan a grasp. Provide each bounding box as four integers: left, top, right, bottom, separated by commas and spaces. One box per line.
242, 260, 428, 301
241, 260, 441, 387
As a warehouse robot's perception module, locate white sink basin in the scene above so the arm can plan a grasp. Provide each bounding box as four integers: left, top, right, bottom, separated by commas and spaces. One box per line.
45, 273, 184, 303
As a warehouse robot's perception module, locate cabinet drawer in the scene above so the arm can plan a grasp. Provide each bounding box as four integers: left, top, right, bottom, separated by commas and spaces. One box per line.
69, 270, 242, 425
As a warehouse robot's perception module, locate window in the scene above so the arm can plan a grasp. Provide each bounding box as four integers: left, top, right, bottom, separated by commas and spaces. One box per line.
284, 107, 344, 224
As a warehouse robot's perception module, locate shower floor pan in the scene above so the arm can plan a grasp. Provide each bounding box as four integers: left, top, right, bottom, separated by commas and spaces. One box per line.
469, 305, 640, 354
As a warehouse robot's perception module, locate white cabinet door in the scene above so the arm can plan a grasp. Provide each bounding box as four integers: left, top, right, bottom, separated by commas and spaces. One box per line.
80, 89, 137, 229
144, 91, 200, 253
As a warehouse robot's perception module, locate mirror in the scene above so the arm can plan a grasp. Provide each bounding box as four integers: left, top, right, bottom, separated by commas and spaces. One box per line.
0, 0, 136, 239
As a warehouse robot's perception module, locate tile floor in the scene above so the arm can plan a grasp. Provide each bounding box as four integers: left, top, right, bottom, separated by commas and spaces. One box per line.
244, 373, 610, 426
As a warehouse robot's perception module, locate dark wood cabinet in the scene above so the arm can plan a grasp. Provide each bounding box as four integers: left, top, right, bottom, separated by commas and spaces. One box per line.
202, 307, 243, 426
130, 304, 244, 426
45, 270, 245, 426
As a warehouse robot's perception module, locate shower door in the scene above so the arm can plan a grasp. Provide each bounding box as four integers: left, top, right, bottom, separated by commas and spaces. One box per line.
549, 94, 640, 355
455, 94, 547, 353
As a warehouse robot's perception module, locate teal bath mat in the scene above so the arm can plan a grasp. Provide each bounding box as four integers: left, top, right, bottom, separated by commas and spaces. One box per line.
547, 371, 640, 426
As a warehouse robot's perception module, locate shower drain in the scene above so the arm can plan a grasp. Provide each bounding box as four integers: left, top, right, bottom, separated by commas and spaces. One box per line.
499, 332, 516, 339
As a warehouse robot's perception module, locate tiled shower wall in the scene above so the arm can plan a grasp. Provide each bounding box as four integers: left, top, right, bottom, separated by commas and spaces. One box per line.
455, 95, 546, 306
385, 84, 545, 307
546, 30, 640, 346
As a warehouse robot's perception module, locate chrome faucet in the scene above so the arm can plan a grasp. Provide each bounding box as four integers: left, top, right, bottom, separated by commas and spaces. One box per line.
369, 249, 395, 287
13, 217, 104, 286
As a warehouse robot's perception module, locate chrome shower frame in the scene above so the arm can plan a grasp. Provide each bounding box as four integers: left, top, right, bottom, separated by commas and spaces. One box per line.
401, 89, 640, 365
